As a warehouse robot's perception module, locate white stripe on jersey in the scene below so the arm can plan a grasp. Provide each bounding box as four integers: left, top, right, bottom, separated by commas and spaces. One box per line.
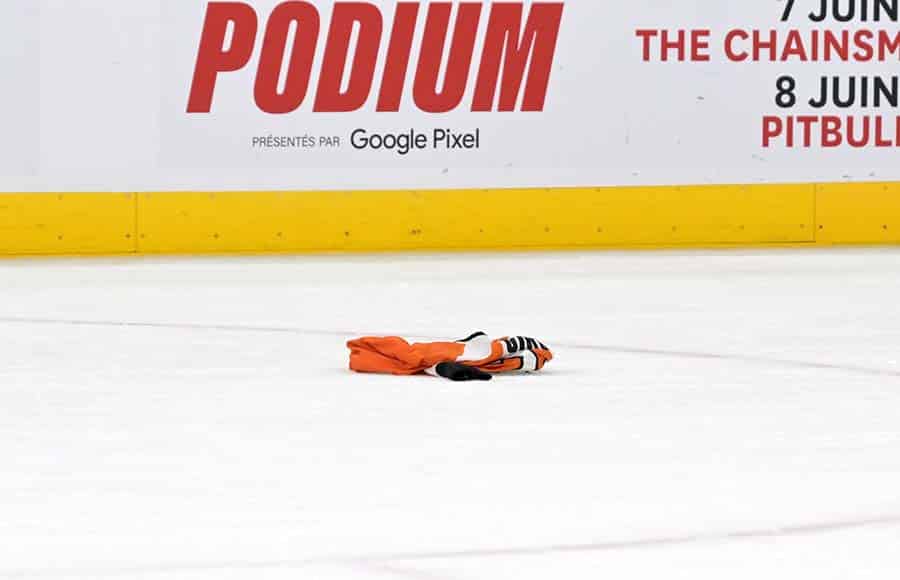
520, 349, 538, 373
458, 333, 494, 362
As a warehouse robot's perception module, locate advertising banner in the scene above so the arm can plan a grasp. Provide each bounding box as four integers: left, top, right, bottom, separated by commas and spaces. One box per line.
159, 0, 900, 183
3, 1, 900, 191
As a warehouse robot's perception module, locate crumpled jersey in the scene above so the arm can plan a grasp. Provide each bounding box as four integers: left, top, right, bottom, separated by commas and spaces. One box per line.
348, 332, 553, 376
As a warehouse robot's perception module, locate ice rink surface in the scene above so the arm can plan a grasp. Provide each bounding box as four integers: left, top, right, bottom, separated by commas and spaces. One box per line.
2, 249, 900, 580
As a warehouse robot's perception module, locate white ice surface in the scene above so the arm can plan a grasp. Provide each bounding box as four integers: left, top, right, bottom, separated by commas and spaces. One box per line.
1, 250, 900, 579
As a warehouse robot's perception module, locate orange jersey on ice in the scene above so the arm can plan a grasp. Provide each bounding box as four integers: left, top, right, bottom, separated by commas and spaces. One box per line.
348, 332, 553, 376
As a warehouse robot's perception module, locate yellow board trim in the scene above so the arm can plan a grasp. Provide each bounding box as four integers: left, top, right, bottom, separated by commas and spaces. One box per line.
815, 182, 900, 245
0, 192, 136, 256
0, 183, 897, 256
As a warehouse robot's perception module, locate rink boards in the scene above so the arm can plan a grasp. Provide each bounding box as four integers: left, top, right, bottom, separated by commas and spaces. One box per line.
7, 1, 900, 257
2, 182, 900, 256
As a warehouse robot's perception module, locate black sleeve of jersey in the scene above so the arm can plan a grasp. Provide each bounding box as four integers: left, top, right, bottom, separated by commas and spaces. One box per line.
435, 362, 493, 382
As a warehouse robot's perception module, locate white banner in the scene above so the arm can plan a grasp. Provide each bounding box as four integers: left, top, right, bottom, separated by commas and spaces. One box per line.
4, 0, 900, 191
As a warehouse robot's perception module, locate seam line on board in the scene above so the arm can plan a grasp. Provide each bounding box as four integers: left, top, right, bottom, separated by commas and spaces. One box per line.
133, 191, 140, 254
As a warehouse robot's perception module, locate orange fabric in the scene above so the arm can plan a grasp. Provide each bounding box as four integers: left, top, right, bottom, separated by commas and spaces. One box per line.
347, 336, 466, 375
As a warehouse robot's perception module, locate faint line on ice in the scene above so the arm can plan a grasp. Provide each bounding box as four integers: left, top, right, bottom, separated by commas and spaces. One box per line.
561, 342, 900, 379
352, 513, 900, 562
3, 316, 900, 379
4, 514, 900, 578
0, 316, 355, 338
